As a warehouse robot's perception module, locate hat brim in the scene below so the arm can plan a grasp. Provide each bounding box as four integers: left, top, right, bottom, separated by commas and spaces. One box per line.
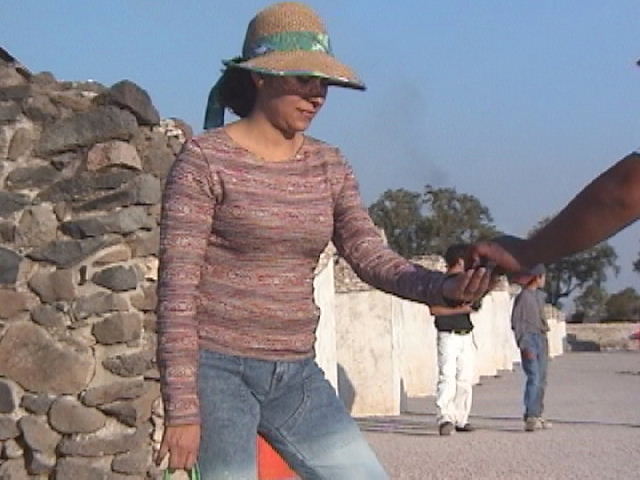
225, 50, 365, 90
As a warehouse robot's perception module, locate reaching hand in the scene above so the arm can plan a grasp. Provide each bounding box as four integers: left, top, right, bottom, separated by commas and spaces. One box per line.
441, 266, 492, 305
467, 235, 531, 274
156, 423, 201, 471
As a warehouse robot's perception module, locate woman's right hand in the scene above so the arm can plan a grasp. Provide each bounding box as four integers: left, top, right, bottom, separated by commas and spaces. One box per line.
441, 267, 492, 305
156, 423, 201, 471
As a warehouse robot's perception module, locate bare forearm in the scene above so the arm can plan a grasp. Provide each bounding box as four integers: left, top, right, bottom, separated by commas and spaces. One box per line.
524, 152, 640, 265
429, 305, 472, 316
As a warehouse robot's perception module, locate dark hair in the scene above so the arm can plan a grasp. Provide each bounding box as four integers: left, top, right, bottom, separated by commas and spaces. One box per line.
218, 67, 257, 118
443, 243, 469, 268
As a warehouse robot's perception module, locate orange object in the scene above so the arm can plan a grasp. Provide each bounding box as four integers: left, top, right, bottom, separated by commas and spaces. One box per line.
257, 435, 298, 480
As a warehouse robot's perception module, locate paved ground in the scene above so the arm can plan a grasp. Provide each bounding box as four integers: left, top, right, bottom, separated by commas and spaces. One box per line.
360, 351, 640, 479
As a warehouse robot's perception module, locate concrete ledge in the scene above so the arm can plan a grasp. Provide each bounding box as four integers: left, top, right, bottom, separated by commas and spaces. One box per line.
566, 322, 640, 351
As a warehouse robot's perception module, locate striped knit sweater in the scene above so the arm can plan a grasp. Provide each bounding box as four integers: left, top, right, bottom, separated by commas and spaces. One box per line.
157, 128, 447, 425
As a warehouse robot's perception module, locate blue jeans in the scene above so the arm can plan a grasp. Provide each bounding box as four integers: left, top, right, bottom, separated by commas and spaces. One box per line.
197, 349, 388, 480
519, 332, 548, 419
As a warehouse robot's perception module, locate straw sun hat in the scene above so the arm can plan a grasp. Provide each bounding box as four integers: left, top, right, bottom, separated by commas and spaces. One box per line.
204, 2, 365, 129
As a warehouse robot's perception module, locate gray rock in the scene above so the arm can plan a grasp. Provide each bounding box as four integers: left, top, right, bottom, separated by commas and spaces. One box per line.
91, 265, 138, 292
54, 457, 112, 480
0, 192, 29, 218
60, 79, 107, 94
112, 445, 152, 474
82, 379, 146, 407
14, 204, 58, 248
27, 236, 119, 268
37, 169, 136, 204
7, 127, 34, 161
28, 269, 76, 303
31, 304, 67, 329
0, 248, 21, 284
130, 284, 158, 312
129, 173, 162, 205
139, 130, 176, 179
73, 291, 128, 320
37, 106, 138, 155
49, 397, 107, 434
75, 189, 131, 212
23, 94, 59, 123
0, 221, 15, 242
74, 173, 161, 211
0, 323, 94, 394
87, 140, 142, 171
0, 458, 29, 480
21, 393, 55, 415
0, 289, 29, 319
0, 379, 18, 413
101, 80, 160, 126
92, 312, 143, 345
0, 101, 20, 123
61, 206, 154, 239
50, 150, 82, 173
2, 438, 23, 458
0, 416, 19, 440
103, 351, 154, 378
5, 164, 61, 191
0, 84, 31, 102
30, 71, 57, 86
58, 423, 150, 457
99, 382, 160, 427
127, 228, 160, 257
18, 416, 60, 452
49, 90, 93, 112
25, 449, 56, 475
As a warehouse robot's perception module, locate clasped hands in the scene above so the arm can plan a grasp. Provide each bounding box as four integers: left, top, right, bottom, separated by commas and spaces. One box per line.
441, 235, 529, 306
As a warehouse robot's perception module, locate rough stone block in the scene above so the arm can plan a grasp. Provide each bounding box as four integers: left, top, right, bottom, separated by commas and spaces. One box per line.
0, 323, 94, 394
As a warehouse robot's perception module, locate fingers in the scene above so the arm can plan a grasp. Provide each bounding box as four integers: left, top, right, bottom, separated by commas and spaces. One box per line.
156, 426, 200, 471
463, 267, 490, 299
442, 267, 493, 304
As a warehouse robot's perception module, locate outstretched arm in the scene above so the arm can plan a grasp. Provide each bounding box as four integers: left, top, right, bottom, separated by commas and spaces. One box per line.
472, 152, 640, 271
525, 152, 640, 264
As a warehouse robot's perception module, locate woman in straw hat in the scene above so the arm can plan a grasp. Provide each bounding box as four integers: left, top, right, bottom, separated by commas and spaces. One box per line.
156, 2, 492, 478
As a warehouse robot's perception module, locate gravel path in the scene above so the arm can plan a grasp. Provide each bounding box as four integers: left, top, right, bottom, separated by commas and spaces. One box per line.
361, 351, 640, 479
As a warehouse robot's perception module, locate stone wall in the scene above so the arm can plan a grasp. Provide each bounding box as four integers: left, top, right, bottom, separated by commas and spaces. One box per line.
0, 48, 190, 479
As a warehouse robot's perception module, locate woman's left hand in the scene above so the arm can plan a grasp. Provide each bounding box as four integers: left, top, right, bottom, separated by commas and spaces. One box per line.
441, 267, 492, 305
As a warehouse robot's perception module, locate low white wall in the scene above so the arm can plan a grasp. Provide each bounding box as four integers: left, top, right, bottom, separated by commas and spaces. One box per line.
318, 282, 566, 416
335, 290, 400, 416
313, 257, 338, 389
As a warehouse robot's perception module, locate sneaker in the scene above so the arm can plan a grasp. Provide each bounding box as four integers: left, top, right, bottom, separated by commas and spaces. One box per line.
524, 417, 541, 432
439, 421, 455, 436
455, 423, 475, 432
539, 418, 552, 429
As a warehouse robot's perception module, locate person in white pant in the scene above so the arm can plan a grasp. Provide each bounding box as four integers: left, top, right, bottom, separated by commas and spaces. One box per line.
429, 244, 478, 436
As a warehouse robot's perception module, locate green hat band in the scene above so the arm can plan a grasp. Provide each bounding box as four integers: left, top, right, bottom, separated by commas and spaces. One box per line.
242, 31, 332, 59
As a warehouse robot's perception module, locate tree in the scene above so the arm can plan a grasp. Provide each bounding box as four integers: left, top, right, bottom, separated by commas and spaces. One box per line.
420, 185, 500, 255
369, 185, 499, 258
604, 287, 640, 321
573, 284, 609, 322
531, 218, 619, 308
368, 189, 425, 258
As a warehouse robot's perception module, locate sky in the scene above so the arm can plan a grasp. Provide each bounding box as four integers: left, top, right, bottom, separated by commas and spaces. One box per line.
3, 1, 639, 304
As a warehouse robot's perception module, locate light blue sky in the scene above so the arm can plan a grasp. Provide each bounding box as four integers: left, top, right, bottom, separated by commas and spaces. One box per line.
4, 1, 639, 301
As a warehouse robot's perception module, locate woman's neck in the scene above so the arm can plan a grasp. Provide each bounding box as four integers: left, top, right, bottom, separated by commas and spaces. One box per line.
226, 115, 303, 162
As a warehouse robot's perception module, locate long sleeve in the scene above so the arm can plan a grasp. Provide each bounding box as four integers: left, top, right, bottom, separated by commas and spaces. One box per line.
511, 292, 527, 347
156, 139, 219, 425
331, 160, 446, 306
